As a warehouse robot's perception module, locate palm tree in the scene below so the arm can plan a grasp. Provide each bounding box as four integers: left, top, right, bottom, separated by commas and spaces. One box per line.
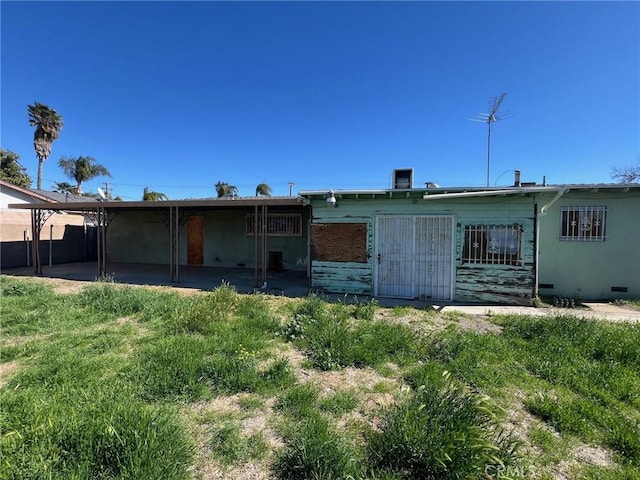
52, 181, 78, 195
255, 182, 272, 196
142, 187, 169, 201
28, 102, 63, 190
58, 156, 111, 195
215, 181, 238, 198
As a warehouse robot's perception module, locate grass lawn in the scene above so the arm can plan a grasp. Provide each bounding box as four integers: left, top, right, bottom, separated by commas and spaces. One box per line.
1, 276, 639, 479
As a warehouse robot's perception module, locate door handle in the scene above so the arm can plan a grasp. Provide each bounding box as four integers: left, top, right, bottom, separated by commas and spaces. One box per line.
377, 253, 382, 264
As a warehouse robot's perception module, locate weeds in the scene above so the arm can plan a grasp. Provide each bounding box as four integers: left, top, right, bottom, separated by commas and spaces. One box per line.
274, 412, 364, 480
367, 371, 521, 479
282, 296, 420, 370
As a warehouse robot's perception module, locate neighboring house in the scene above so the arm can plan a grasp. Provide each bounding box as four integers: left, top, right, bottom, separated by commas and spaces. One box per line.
0, 179, 93, 268
537, 184, 640, 300
301, 175, 640, 304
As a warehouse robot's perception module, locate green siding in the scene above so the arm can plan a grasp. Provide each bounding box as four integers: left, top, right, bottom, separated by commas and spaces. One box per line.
107, 209, 309, 271
308, 194, 536, 304
538, 191, 640, 299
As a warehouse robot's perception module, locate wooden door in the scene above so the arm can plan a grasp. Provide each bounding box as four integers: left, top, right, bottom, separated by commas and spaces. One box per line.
187, 216, 204, 265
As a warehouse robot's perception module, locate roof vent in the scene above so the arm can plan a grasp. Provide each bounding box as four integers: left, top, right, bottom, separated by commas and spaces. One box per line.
392, 168, 413, 189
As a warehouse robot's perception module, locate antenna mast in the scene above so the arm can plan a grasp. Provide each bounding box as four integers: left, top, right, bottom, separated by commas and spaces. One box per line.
471, 93, 508, 187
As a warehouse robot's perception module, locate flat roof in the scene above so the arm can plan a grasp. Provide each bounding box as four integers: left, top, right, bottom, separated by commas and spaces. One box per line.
300, 183, 640, 198
9, 196, 307, 211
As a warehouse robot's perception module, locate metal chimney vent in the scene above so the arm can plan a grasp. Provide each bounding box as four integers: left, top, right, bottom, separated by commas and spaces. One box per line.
392, 168, 413, 189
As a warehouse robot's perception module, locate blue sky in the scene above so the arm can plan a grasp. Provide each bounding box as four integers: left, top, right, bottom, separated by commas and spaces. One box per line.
1, 1, 638, 200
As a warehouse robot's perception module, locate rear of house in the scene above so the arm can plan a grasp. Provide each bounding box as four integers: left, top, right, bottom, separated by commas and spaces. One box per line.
301, 187, 539, 305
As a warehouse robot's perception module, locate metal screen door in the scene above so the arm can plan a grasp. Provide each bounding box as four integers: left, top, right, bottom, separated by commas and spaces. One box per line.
375, 216, 454, 300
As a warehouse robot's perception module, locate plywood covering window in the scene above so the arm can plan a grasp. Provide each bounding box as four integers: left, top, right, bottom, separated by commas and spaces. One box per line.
462, 224, 523, 266
245, 213, 302, 236
311, 223, 368, 263
560, 206, 606, 241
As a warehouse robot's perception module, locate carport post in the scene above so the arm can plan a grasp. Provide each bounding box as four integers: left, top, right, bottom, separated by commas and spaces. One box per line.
262, 204, 268, 286
254, 204, 259, 287
30, 209, 40, 274
175, 206, 180, 283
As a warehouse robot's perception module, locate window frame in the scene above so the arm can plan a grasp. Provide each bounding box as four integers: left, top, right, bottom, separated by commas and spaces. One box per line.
245, 213, 302, 237
559, 206, 607, 242
462, 224, 524, 266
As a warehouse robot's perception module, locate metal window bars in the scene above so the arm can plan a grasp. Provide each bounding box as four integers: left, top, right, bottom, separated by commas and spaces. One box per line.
245, 213, 302, 236
463, 224, 523, 266
560, 206, 607, 241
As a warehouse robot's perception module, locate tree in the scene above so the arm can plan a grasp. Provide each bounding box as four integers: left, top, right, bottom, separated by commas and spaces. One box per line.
0, 148, 32, 188
611, 156, 640, 183
255, 182, 272, 196
28, 102, 63, 190
52, 181, 78, 194
215, 181, 238, 198
58, 156, 111, 195
142, 187, 169, 201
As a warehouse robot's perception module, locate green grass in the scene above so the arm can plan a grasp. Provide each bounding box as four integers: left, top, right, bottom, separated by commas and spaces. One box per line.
425, 314, 640, 474
367, 372, 521, 479
2, 276, 639, 479
282, 296, 423, 370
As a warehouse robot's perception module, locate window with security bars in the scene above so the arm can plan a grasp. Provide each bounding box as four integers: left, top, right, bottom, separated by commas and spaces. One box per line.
560, 206, 606, 241
245, 213, 302, 236
462, 224, 523, 266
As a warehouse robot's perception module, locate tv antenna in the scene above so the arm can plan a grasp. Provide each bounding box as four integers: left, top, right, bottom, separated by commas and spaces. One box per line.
471, 93, 509, 187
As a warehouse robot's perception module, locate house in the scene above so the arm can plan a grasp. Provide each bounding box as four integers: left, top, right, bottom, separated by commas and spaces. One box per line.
0, 179, 92, 269
301, 173, 640, 304
8, 173, 639, 303
537, 184, 640, 299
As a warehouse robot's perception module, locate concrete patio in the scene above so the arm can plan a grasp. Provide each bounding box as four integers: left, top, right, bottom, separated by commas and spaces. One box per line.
1, 261, 311, 297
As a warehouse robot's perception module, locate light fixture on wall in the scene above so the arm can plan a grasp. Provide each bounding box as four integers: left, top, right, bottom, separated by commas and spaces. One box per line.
326, 189, 337, 207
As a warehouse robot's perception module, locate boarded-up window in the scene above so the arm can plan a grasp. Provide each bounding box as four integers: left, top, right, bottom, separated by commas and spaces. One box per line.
311, 223, 368, 263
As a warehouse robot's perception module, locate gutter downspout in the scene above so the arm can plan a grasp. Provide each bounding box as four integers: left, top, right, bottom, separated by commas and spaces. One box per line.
539, 187, 569, 216
535, 187, 568, 303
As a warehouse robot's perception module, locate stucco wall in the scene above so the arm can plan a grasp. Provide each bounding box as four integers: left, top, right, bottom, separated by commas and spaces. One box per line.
107, 208, 309, 271
538, 190, 640, 299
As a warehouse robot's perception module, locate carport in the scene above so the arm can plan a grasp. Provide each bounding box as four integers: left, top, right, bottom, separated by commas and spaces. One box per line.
9, 197, 311, 292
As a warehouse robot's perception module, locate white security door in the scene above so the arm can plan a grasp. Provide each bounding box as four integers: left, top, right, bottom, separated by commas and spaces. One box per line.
414, 216, 454, 300
376, 216, 453, 300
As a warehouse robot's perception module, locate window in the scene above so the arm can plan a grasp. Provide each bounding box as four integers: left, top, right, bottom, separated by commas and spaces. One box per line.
560, 206, 606, 241
245, 213, 302, 236
463, 224, 523, 266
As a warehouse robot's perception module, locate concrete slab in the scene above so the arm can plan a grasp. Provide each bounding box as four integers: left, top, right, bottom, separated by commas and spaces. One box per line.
1, 261, 311, 298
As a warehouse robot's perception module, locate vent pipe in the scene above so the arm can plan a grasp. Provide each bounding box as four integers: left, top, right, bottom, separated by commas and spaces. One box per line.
514, 170, 522, 187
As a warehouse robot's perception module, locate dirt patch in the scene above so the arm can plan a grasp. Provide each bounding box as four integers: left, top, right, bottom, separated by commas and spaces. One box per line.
0, 361, 20, 388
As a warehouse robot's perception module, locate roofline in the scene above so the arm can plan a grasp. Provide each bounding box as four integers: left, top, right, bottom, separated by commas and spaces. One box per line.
8, 196, 307, 211
300, 183, 640, 198
0, 179, 56, 203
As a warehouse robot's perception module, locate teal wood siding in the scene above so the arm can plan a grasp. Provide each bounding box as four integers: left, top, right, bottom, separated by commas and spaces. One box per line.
309, 213, 374, 295
312, 261, 372, 294
308, 194, 536, 304
453, 203, 536, 305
